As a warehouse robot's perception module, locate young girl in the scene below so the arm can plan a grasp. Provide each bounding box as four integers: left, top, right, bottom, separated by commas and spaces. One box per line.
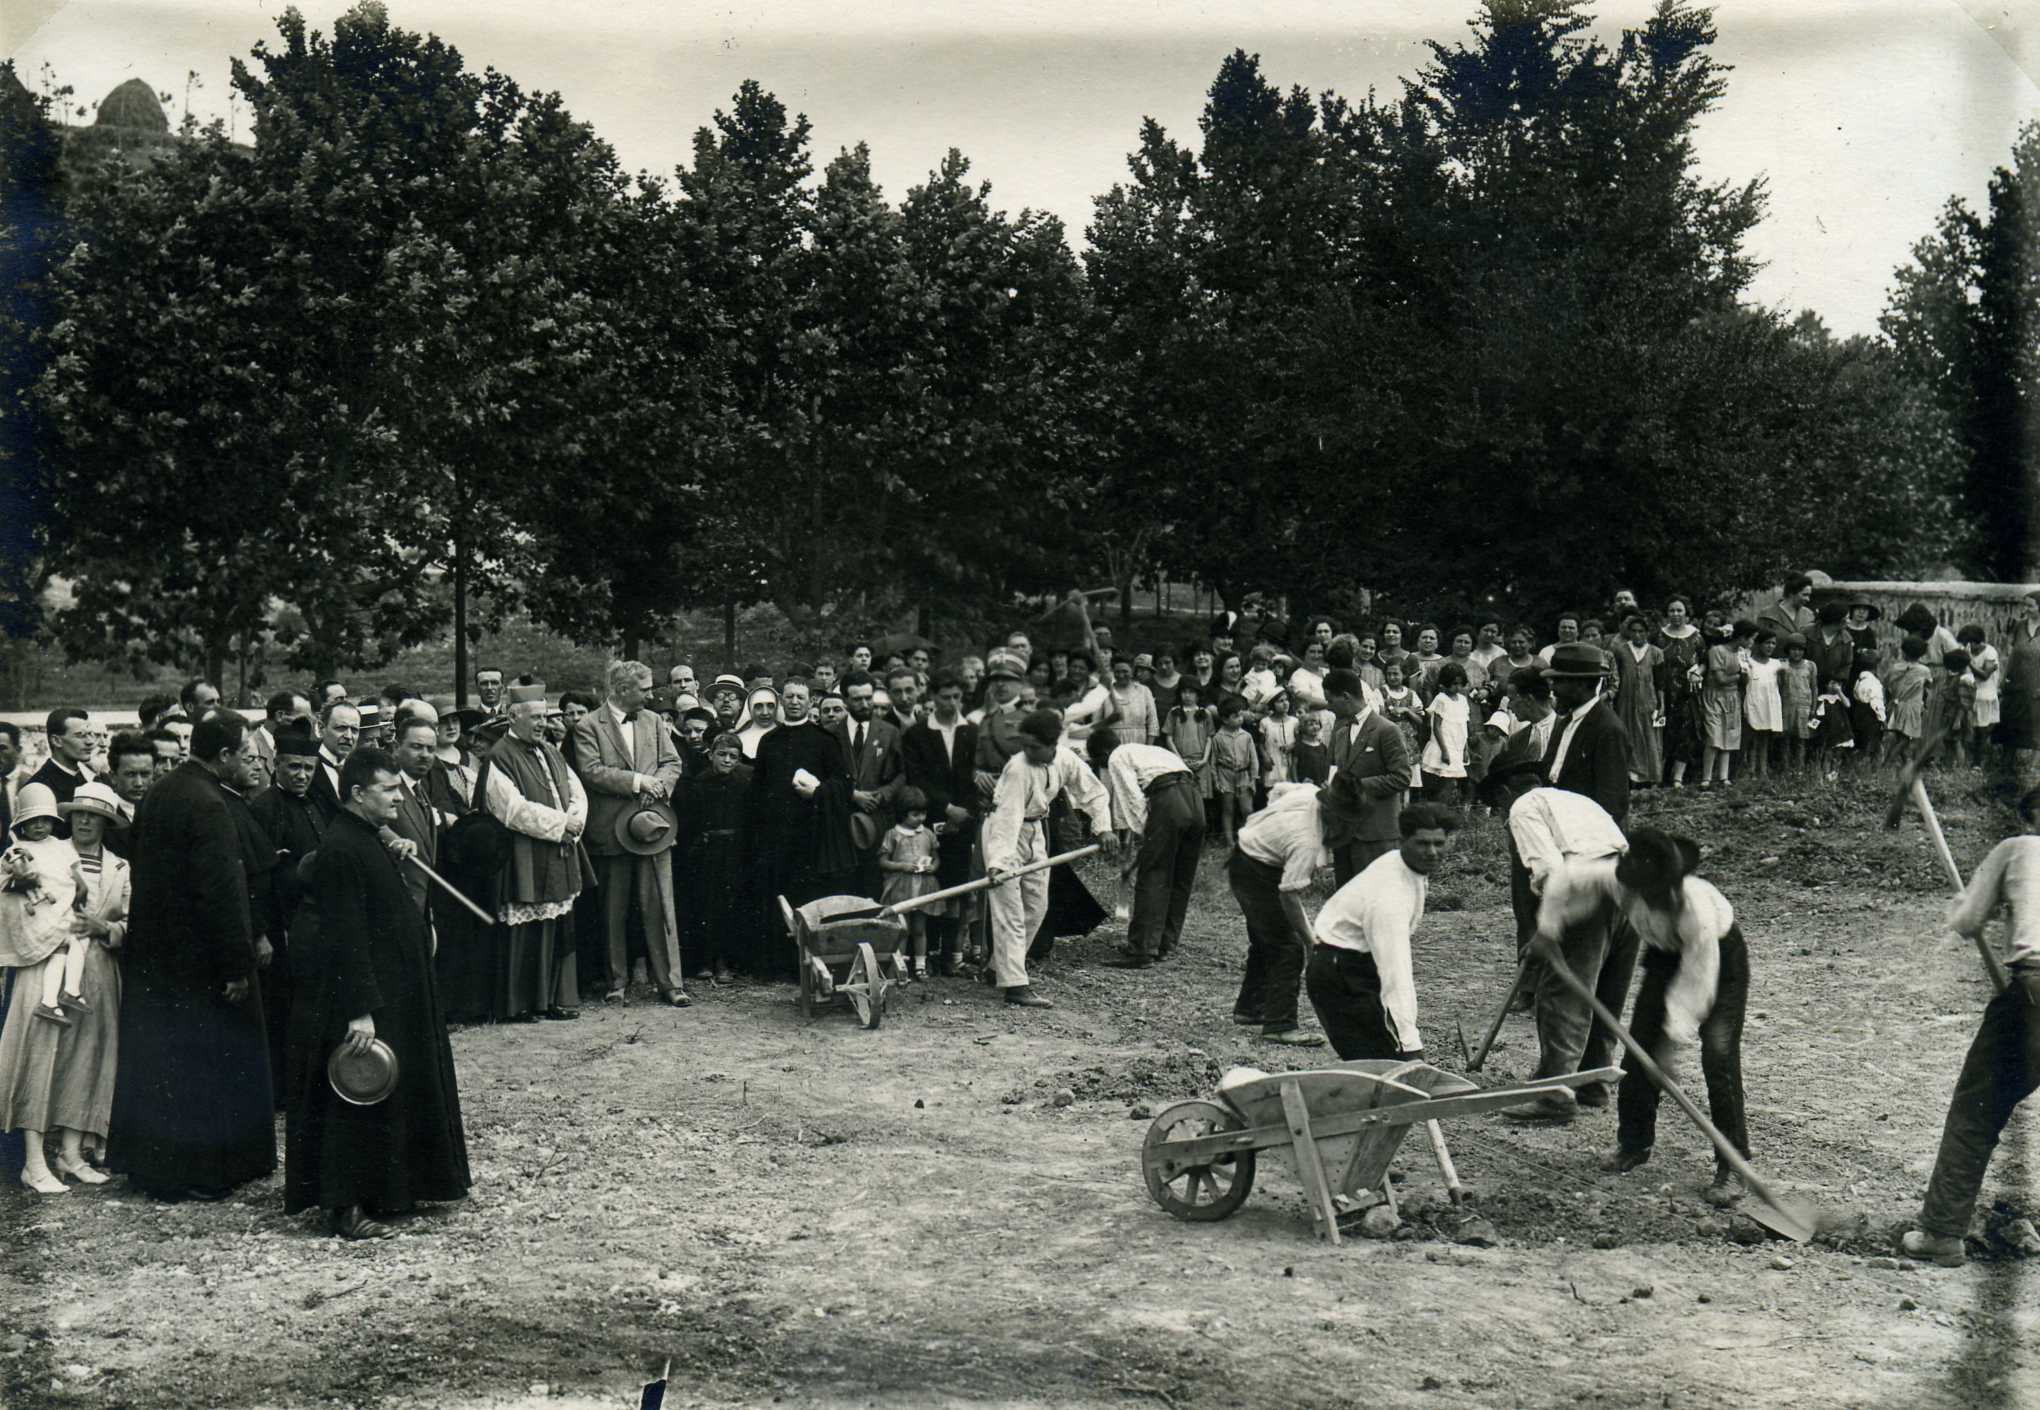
1293, 712, 1331, 786
1850, 650, 1887, 767
1380, 661, 1427, 787
1211, 696, 1259, 847
1421, 662, 1471, 808
1741, 630, 1783, 780
1700, 620, 1749, 787
0, 783, 90, 1028
1777, 633, 1818, 775
1257, 690, 1298, 788
1165, 681, 1217, 831
1812, 675, 1854, 778
878, 786, 940, 981
1883, 635, 1932, 765
1958, 624, 1999, 766
1924, 649, 1976, 769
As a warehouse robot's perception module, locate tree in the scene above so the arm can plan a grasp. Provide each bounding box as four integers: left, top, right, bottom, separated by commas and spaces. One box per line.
1883, 121, 2038, 580
0, 62, 65, 651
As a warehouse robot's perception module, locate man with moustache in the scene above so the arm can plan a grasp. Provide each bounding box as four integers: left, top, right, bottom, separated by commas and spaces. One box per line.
312, 698, 362, 821
834, 672, 903, 900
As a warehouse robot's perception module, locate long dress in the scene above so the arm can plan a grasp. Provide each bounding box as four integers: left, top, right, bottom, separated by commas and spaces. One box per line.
1613, 640, 1665, 782
285, 808, 469, 1216
108, 761, 275, 1196
0, 843, 127, 1138
1971, 643, 2003, 728
746, 722, 855, 979
1655, 627, 1704, 770
1701, 644, 1744, 751
1885, 662, 1931, 739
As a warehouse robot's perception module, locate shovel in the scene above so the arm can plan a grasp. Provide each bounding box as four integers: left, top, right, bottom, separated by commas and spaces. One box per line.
1885, 741, 2008, 995
1467, 951, 1534, 1071
1536, 943, 1824, 1243
825, 845, 1104, 923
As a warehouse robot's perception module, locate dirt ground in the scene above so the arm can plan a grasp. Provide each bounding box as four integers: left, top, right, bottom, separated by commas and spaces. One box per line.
2, 776, 2034, 1410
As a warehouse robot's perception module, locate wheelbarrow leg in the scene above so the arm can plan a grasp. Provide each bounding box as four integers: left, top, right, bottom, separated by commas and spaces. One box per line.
1425, 1120, 1465, 1205
1278, 1079, 1342, 1246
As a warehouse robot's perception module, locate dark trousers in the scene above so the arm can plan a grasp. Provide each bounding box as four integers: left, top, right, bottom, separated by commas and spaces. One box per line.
1616, 925, 1751, 1165
1305, 946, 1414, 1060
1332, 836, 1395, 888
1129, 778, 1204, 959
1919, 970, 2040, 1236
1228, 850, 1307, 1032
1532, 901, 1640, 1081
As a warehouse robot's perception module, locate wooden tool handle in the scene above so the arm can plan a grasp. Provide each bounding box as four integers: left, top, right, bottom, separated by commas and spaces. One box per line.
1911, 776, 2010, 995
879, 844, 1103, 917
1469, 952, 1533, 1071
406, 854, 497, 926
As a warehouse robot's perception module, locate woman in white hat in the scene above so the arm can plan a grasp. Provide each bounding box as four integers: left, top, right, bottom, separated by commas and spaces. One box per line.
0, 781, 130, 1192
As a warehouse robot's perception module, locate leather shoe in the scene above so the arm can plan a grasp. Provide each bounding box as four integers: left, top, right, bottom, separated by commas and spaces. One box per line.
332, 1205, 397, 1241
1574, 1082, 1611, 1109
1600, 1146, 1652, 1173
1899, 1229, 1965, 1267
1004, 987, 1053, 1009
603, 987, 625, 1004
542, 1006, 580, 1021
1102, 955, 1152, 970
1504, 1094, 1577, 1124
661, 988, 692, 1007
1261, 1028, 1326, 1046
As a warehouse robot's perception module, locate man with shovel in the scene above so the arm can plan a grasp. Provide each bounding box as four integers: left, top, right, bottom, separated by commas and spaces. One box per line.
981, 711, 1118, 1009
1901, 787, 2040, 1267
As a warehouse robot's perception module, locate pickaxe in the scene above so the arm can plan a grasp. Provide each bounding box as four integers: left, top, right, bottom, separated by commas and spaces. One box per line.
1884, 724, 2009, 994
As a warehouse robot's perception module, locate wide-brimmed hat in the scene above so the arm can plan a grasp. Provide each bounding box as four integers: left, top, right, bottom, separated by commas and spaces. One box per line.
709, 673, 746, 696
1541, 642, 1608, 679
328, 1039, 400, 1106
1615, 828, 1700, 901
441, 810, 513, 878
849, 809, 883, 852
10, 782, 60, 832
1846, 601, 1882, 621
450, 707, 491, 731
58, 781, 127, 828
615, 800, 679, 856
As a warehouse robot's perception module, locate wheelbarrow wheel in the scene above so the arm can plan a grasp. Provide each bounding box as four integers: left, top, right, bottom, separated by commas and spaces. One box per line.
844, 942, 883, 1030
1142, 1099, 1256, 1222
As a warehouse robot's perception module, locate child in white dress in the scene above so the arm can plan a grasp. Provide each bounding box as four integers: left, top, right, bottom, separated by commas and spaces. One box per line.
878, 787, 941, 980
0, 783, 91, 1026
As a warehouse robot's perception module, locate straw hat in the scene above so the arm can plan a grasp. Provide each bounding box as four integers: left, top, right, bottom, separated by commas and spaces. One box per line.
58, 781, 127, 828
614, 800, 679, 857
10, 783, 59, 832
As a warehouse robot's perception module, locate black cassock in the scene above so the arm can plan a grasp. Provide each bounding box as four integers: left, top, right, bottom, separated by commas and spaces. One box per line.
247, 785, 327, 1098
223, 786, 284, 1108
285, 809, 470, 1216
108, 762, 275, 1195
744, 724, 855, 978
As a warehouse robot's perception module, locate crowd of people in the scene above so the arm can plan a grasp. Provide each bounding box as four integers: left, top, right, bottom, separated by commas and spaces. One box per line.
0, 582, 2035, 1252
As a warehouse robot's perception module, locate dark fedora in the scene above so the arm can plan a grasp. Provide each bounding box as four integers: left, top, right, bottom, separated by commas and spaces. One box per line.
849, 808, 884, 853
1615, 828, 1701, 901
328, 1038, 400, 1106
1541, 642, 1608, 679
441, 809, 513, 879
615, 800, 679, 856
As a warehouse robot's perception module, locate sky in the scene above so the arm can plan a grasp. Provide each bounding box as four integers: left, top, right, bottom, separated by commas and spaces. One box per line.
6, 0, 2037, 335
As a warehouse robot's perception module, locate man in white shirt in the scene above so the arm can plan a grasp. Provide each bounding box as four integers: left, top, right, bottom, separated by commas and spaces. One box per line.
1304, 804, 1459, 1059
1088, 728, 1200, 968
982, 711, 1118, 1008
1225, 777, 1367, 1045
1505, 786, 1630, 1122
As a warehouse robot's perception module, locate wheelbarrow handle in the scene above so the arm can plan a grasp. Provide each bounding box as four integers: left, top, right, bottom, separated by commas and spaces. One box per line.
879, 845, 1103, 917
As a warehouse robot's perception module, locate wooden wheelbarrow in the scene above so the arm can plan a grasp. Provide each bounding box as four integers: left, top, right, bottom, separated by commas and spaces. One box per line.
779, 894, 909, 1029
1141, 1061, 1619, 1244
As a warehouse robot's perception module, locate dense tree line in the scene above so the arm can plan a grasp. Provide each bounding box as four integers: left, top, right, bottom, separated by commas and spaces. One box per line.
0, 1, 2010, 691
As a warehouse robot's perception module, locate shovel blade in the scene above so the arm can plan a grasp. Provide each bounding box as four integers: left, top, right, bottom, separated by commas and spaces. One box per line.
1748, 1196, 1821, 1244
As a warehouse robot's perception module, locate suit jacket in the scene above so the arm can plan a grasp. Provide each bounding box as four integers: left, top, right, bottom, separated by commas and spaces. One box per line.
1328, 710, 1412, 843
831, 716, 904, 844
572, 705, 683, 858
386, 773, 441, 917
308, 748, 346, 823
1542, 698, 1631, 824
901, 718, 979, 821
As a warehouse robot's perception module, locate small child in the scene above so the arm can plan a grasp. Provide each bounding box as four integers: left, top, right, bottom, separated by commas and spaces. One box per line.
1924, 648, 1976, 769
1380, 661, 1427, 787
1742, 629, 1784, 780
1882, 635, 1932, 765
1699, 620, 1749, 788
877, 786, 940, 980
1812, 676, 1854, 778
1778, 634, 1818, 774
1258, 691, 1298, 788
1420, 661, 1471, 809
1165, 681, 1217, 831
1293, 712, 1331, 786
1850, 650, 1887, 766
1211, 696, 1259, 847
0, 783, 89, 1027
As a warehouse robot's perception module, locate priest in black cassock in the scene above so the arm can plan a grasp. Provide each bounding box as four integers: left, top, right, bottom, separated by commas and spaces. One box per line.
249, 728, 326, 1105
108, 711, 275, 1200
286, 747, 469, 1240
744, 680, 854, 979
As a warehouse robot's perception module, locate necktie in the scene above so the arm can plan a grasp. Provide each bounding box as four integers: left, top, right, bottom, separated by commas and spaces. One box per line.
852, 724, 863, 756
621, 710, 640, 723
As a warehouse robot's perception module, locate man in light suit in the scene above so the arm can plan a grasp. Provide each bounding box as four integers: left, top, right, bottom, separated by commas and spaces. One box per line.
572, 660, 690, 1007
1323, 668, 1413, 885
832, 670, 904, 900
